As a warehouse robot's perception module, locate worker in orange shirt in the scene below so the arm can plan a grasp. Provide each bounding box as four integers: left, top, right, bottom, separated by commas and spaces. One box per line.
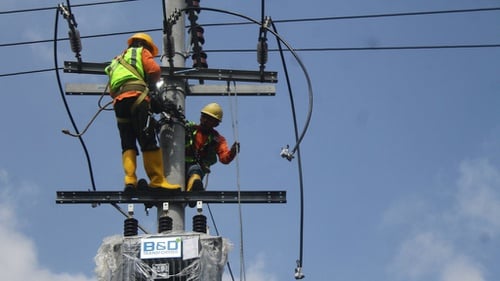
185, 103, 240, 191
105, 33, 179, 192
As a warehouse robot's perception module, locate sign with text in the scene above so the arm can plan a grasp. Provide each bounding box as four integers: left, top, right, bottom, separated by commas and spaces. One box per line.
140, 237, 182, 259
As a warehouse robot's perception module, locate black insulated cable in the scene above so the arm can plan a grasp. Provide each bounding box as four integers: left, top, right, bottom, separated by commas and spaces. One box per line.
53, 3, 149, 234
271, 20, 306, 279
58, 1, 82, 65
53, 5, 96, 191
185, 7, 312, 279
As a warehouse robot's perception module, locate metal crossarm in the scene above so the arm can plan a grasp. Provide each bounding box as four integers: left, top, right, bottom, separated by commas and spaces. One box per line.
56, 190, 287, 204
64, 83, 276, 96
63, 61, 278, 83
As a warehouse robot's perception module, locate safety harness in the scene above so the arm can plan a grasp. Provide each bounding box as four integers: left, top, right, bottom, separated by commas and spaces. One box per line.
185, 123, 218, 173
107, 50, 150, 123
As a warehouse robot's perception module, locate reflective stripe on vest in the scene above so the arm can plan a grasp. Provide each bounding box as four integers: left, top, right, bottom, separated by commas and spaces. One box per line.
105, 47, 145, 93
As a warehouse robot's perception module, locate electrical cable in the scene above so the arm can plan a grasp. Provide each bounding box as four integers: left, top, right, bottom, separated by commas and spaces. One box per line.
204, 177, 236, 281
181, 7, 314, 158
271, 20, 306, 279
62, 82, 113, 137
53, 3, 149, 234
40, 3, 500, 277
2, 42, 500, 78
227, 80, 246, 281
0, 0, 142, 15
53, 4, 96, 191
4, 6, 500, 48
2, 40, 500, 78
198, 6, 500, 28
183, 6, 313, 278
61, 99, 112, 137
3, 5, 500, 78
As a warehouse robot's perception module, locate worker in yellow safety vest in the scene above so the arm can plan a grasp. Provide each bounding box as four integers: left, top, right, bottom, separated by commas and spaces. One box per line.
185, 103, 240, 192
105, 33, 179, 192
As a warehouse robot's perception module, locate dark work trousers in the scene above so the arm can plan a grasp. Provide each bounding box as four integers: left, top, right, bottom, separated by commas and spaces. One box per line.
114, 96, 158, 154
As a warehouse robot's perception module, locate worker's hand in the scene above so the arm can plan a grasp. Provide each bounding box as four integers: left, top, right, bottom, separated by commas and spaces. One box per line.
231, 142, 240, 155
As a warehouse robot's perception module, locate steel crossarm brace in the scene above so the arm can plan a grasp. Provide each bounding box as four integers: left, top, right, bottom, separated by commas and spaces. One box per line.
64, 83, 276, 96
56, 190, 287, 204
63, 61, 278, 83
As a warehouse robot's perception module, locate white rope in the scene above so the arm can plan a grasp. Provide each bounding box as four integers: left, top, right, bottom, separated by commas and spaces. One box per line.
227, 81, 246, 281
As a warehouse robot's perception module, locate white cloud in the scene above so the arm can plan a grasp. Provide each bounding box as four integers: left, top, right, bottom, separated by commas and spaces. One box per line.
389, 232, 453, 280
222, 253, 278, 281
441, 256, 484, 281
456, 158, 500, 232
386, 158, 500, 281
0, 169, 96, 281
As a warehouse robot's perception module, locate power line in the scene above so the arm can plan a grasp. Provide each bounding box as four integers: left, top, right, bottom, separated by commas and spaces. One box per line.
0, 0, 141, 15
197, 6, 500, 27
0, 29, 161, 48
2, 6, 499, 48
0, 67, 60, 77
2, 43, 499, 78
3, 43, 500, 77
2, 6, 500, 78
273, 6, 500, 23
206, 43, 500, 53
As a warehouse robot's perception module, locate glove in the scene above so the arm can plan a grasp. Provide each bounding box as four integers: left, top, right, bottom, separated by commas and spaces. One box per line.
231, 142, 240, 155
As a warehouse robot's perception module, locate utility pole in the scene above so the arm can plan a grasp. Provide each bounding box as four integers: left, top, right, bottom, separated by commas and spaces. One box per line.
159, 0, 187, 232
57, 1, 284, 280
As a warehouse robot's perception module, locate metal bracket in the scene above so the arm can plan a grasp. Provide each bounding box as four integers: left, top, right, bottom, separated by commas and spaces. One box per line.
64, 61, 278, 83
56, 190, 286, 205
64, 83, 276, 96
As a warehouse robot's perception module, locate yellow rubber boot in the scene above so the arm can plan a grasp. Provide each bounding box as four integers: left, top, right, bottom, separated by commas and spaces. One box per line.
142, 149, 180, 189
186, 173, 203, 191
123, 149, 138, 188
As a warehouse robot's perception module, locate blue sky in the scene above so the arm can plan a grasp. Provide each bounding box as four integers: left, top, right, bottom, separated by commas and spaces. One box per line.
1, 0, 500, 280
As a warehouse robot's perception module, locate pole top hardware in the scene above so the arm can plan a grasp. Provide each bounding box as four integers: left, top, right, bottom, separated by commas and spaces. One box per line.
64, 61, 278, 83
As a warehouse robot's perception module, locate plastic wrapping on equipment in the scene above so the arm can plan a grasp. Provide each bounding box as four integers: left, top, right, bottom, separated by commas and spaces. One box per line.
94, 232, 232, 281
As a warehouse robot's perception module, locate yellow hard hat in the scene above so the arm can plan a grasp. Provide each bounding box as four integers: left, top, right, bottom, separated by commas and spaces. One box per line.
201, 103, 223, 122
127, 33, 159, 57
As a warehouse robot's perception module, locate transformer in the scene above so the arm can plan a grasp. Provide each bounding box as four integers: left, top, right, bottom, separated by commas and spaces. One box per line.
95, 232, 232, 281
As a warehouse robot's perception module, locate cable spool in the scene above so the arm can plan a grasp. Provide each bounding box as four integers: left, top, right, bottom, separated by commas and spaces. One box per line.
158, 216, 173, 233
124, 217, 138, 237
192, 214, 207, 233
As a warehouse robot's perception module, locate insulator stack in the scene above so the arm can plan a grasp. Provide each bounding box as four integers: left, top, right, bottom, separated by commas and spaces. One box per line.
257, 38, 268, 65
68, 29, 82, 54
186, 0, 207, 69
124, 217, 138, 237
158, 215, 173, 233
192, 214, 207, 233
192, 25, 205, 45
185, 0, 201, 14
192, 52, 208, 68
191, 0, 201, 13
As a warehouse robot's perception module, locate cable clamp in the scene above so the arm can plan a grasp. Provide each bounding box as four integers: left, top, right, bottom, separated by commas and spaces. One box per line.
294, 260, 305, 279
280, 145, 294, 161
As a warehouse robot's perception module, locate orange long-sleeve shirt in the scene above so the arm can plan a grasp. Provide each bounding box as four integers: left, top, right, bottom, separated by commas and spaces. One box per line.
187, 124, 235, 166
111, 48, 160, 103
